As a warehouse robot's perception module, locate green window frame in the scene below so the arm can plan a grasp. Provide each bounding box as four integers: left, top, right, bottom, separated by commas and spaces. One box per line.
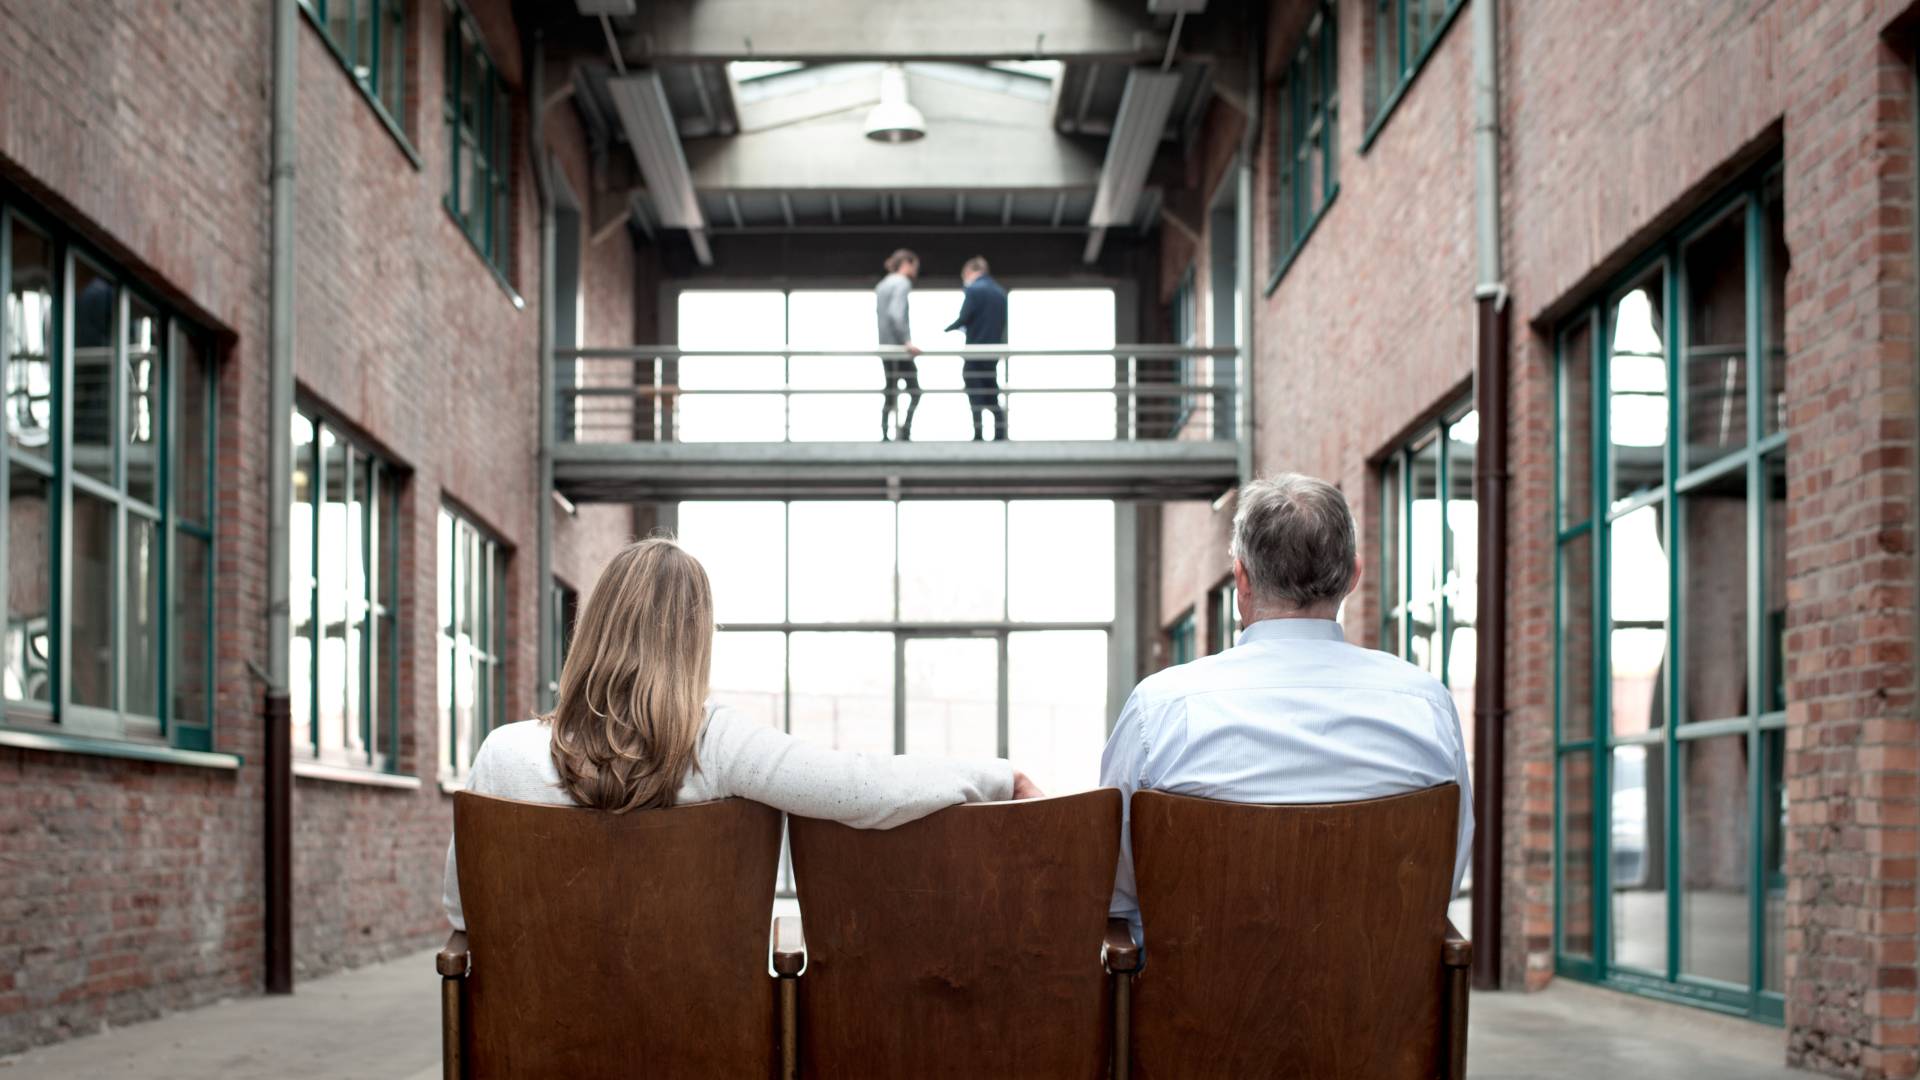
1377, 401, 1477, 685
1209, 577, 1239, 654
298, 0, 414, 157
1552, 161, 1787, 1024
290, 408, 400, 772
545, 576, 578, 705
1168, 608, 1197, 667
0, 194, 220, 759
1266, 1, 1339, 294
1361, 0, 1465, 151
444, 1, 514, 280
439, 505, 504, 781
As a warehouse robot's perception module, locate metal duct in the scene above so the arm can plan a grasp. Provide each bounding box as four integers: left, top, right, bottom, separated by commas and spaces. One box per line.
1084, 67, 1181, 261
607, 71, 712, 263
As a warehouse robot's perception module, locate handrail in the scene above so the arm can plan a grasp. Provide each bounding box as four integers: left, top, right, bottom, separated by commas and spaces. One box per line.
556, 344, 1241, 359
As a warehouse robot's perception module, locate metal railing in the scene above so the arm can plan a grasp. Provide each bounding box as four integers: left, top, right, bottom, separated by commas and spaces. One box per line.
552, 345, 1242, 445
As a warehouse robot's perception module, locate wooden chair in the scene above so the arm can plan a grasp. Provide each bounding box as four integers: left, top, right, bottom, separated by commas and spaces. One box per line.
784, 789, 1123, 1079
437, 792, 785, 1079
1117, 784, 1470, 1080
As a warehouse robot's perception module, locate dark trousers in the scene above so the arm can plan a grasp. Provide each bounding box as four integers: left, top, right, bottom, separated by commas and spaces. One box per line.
963, 357, 1006, 439
881, 358, 922, 439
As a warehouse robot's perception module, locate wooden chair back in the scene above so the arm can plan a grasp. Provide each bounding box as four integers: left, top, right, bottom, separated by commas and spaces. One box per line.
787, 789, 1122, 1079
1128, 784, 1462, 1079
452, 792, 784, 1079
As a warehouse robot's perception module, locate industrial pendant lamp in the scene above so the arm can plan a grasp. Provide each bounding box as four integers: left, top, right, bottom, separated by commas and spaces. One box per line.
863, 63, 926, 143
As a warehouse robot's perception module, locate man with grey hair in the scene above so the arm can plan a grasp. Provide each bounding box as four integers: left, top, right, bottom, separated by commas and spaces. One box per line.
1100, 473, 1473, 938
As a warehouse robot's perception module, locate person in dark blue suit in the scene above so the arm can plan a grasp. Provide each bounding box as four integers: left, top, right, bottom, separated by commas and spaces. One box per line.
945, 256, 1009, 441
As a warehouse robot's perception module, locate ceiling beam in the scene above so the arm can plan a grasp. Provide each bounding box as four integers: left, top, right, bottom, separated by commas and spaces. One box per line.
618, 0, 1164, 63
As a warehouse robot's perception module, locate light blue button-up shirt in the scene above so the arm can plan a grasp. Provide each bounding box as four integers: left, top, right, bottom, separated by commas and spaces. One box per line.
1101, 617, 1474, 935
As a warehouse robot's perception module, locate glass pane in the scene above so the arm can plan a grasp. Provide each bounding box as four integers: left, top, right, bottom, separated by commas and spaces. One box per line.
674, 291, 787, 443
318, 428, 349, 756
1761, 727, 1786, 993
437, 510, 454, 772
173, 531, 211, 726
292, 414, 316, 745
904, 637, 998, 761
790, 632, 892, 755
1379, 455, 1401, 652
711, 631, 785, 729
72, 263, 117, 486
1445, 410, 1479, 717
1407, 437, 1442, 676
1610, 742, 1667, 973
4, 463, 52, 702
1004, 289, 1115, 442
1008, 501, 1113, 621
70, 491, 115, 709
1681, 469, 1747, 725
1008, 630, 1106, 795
1610, 506, 1668, 737
1559, 316, 1594, 528
5, 218, 55, 458
1558, 532, 1595, 742
1681, 733, 1751, 986
1763, 452, 1786, 714
379, 0, 406, 119
176, 334, 212, 525
327, 0, 355, 61
788, 502, 894, 622
899, 501, 1006, 622
1609, 268, 1667, 510
786, 290, 884, 443
124, 514, 160, 718
1682, 209, 1749, 470
1559, 750, 1595, 958
1373, 0, 1402, 114
355, 0, 375, 83
1762, 173, 1787, 437
348, 451, 374, 758
124, 298, 160, 506
676, 501, 785, 623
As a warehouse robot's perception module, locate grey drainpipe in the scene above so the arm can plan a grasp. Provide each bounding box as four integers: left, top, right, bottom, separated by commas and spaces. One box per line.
530, 33, 557, 714
1469, 0, 1508, 992
1234, 0, 1260, 486
265, 0, 297, 996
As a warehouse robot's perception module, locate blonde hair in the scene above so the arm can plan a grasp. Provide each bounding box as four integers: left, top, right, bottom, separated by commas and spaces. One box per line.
547, 538, 714, 813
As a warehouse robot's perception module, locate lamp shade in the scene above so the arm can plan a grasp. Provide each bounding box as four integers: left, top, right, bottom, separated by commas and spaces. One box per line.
863, 64, 926, 142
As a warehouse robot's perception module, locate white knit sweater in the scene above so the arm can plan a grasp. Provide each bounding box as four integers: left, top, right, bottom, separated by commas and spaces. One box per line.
442, 705, 1014, 929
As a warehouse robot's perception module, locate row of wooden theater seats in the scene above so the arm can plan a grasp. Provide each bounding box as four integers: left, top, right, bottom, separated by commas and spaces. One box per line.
436, 784, 1469, 1079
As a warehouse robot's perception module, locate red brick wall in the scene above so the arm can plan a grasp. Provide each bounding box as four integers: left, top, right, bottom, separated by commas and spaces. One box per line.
0, 0, 639, 1050
1153, 2, 1920, 1074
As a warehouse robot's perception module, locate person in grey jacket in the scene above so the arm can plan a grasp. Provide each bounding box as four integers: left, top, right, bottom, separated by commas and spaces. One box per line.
875, 248, 922, 440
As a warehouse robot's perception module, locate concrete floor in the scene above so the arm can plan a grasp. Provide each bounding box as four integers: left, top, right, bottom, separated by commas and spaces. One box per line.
0, 948, 1800, 1079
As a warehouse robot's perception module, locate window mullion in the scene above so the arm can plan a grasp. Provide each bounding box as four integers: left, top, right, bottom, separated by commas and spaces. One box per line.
1661, 254, 1682, 986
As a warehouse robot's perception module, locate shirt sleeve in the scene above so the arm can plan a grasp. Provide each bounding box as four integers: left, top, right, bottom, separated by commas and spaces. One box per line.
945, 287, 979, 334
1100, 688, 1150, 933
699, 707, 1014, 828
1440, 697, 1476, 905
441, 737, 497, 932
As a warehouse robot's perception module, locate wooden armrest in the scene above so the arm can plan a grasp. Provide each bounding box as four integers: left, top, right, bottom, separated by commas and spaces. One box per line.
1104, 918, 1141, 974
437, 931, 470, 978
1443, 919, 1472, 969
772, 915, 806, 977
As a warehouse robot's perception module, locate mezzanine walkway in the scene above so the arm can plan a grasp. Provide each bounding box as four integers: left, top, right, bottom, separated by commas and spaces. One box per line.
552, 345, 1244, 501
0, 944, 1799, 1080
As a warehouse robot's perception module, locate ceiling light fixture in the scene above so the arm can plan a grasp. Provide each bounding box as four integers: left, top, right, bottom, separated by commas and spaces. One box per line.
863, 63, 926, 143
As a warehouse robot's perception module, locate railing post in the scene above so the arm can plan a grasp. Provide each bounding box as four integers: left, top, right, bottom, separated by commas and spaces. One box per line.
1127, 353, 1138, 441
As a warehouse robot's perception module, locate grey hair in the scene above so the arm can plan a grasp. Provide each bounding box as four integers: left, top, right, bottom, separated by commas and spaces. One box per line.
1229, 474, 1358, 610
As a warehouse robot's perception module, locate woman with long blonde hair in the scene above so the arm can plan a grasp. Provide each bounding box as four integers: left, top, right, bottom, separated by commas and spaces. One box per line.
443, 538, 1037, 928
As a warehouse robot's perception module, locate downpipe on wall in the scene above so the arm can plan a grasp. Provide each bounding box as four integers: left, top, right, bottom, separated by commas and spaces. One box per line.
531, 33, 557, 714
265, 0, 297, 996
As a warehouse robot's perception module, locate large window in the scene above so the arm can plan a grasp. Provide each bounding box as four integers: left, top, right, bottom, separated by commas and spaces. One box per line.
444, 1, 512, 277
438, 507, 505, 780
1209, 577, 1239, 654
680, 499, 1115, 801
291, 410, 399, 771
1363, 0, 1463, 148
1380, 401, 1478, 931
299, 0, 409, 142
1268, 1, 1338, 291
1, 200, 218, 752
1554, 164, 1787, 1023
1168, 609, 1197, 666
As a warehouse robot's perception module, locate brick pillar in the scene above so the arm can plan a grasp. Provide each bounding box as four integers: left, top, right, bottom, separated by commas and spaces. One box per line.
1783, 20, 1920, 1079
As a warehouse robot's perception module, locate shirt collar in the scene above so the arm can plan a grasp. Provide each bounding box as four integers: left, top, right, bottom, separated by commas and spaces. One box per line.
1236, 618, 1347, 647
